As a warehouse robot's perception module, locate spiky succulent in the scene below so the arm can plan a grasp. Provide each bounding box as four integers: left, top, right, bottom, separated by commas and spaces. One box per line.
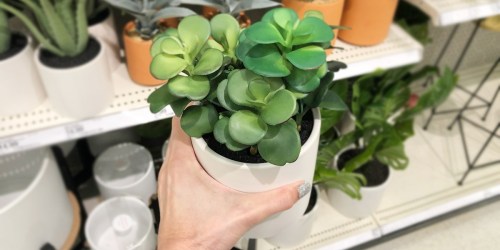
104, 0, 196, 39
0, 0, 89, 57
0, 4, 10, 54
148, 8, 346, 166
181, 0, 281, 15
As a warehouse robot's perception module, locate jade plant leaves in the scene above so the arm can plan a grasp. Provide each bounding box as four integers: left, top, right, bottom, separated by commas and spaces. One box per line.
229, 110, 268, 145
244, 44, 291, 77
167, 76, 210, 100
181, 105, 218, 138
261, 90, 297, 125
245, 21, 285, 45
292, 17, 334, 46
214, 117, 248, 151
192, 48, 224, 75
286, 46, 326, 70
258, 119, 301, 166
178, 15, 211, 57
210, 14, 240, 50
150, 54, 188, 80
148, 83, 180, 113
217, 79, 245, 111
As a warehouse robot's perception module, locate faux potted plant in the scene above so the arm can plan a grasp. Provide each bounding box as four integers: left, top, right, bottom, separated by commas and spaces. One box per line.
282, 0, 345, 49
147, 8, 347, 237
103, 0, 196, 86
1, 0, 114, 119
339, 0, 399, 46
0, 1, 45, 116
316, 66, 458, 218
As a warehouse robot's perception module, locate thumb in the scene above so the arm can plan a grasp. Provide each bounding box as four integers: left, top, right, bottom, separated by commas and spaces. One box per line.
244, 181, 312, 225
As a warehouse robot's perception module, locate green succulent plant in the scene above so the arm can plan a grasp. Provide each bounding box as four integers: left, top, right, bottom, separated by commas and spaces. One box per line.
315, 66, 458, 199
0, 5, 10, 54
148, 8, 347, 166
181, 0, 281, 15
86, 0, 109, 21
104, 0, 196, 39
0, 0, 89, 57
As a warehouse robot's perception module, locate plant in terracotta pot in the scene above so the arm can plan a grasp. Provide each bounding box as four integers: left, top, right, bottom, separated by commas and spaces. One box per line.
317, 66, 458, 218
147, 8, 347, 237
104, 0, 196, 86
181, 0, 281, 26
1, 0, 114, 119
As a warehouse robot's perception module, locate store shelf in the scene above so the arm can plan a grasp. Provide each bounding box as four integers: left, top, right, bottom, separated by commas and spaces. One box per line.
406, 0, 500, 26
257, 64, 500, 249
328, 24, 423, 80
0, 24, 423, 156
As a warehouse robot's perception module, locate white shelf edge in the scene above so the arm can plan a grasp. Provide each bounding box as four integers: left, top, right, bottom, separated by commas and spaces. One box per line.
406, 0, 500, 26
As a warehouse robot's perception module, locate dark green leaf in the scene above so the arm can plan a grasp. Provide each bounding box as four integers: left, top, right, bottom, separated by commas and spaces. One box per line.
170, 98, 190, 116
245, 21, 285, 45
320, 90, 348, 111
244, 44, 291, 77
147, 83, 179, 114
217, 79, 245, 111
258, 119, 301, 166
292, 17, 334, 45
285, 46, 326, 70
181, 104, 218, 137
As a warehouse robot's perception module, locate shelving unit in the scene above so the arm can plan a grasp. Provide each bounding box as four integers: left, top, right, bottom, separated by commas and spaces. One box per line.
256, 63, 500, 250
406, 0, 500, 26
0, 24, 423, 157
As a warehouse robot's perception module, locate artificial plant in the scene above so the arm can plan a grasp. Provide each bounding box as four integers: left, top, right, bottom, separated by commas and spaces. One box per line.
315, 66, 458, 198
148, 8, 347, 166
104, 0, 196, 39
0, 4, 10, 54
181, 0, 281, 16
0, 0, 89, 57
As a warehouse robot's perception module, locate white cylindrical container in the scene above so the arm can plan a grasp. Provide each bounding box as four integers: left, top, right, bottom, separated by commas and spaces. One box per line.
34, 36, 113, 119
192, 109, 321, 238
87, 128, 140, 157
0, 34, 46, 116
94, 143, 156, 204
0, 148, 74, 249
265, 185, 320, 247
85, 196, 156, 250
88, 10, 121, 71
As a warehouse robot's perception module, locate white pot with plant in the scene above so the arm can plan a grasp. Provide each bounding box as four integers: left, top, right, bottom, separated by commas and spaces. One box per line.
147, 9, 347, 238
316, 67, 458, 218
0, 4, 45, 116
3, 0, 114, 119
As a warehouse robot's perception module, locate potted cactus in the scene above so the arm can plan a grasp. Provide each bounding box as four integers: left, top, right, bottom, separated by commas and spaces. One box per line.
103, 0, 196, 85
147, 8, 347, 237
1, 0, 114, 119
0, 1, 45, 116
316, 66, 457, 219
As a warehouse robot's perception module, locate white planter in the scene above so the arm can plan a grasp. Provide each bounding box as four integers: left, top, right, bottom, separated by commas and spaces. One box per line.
327, 166, 391, 219
0, 148, 74, 249
192, 109, 321, 238
85, 196, 156, 250
34, 37, 114, 119
88, 11, 121, 71
0, 35, 45, 116
265, 186, 320, 247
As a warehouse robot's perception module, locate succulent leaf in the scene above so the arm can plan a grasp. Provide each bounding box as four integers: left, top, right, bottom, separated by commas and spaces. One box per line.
150, 54, 188, 80
178, 15, 211, 57
167, 75, 211, 100
244, 44, 291, 77
193, 48, 224, 75
229, 110, 268, 145
181, 104, 218, 137
285, 45, 326, 70
258, 119, 301, 166
261, 89, 297, 126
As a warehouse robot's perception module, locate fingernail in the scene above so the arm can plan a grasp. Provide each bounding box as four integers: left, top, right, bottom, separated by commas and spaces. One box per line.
297, 182, 311, 199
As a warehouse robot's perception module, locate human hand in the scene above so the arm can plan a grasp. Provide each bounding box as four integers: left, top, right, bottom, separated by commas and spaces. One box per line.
157, 117, 310, 250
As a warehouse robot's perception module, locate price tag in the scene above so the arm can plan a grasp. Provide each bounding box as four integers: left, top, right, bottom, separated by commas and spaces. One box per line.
154, 107, 174, 119
64, 121, 103, 140
371, 228, 382, 238
0, 138, 20, 153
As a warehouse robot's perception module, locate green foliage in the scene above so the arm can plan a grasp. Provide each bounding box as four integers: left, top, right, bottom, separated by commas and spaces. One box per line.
148, 9, 347, 166
181, 0, 281, 15
0, 5, 10, 54
0, 0, 89, 57
86, 0, 109, 21
104, 0, 196, 39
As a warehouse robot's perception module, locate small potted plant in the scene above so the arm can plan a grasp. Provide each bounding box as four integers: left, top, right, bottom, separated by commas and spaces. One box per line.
0, 2, 46, 116
104, 0, 196, 85
147, 8, 347, 237
317, 66, 457, 218
2, 0, 115, 119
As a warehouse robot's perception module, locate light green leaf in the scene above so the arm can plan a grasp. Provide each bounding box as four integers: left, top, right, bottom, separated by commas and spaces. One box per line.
214, 117, 248, 151
217, 79, 245, 111
161, 36, 185, 55
147, 83, 179, 114
245, 21, 285, 45
376, 143, 409, 170
227, 70, 259, 108
244, 44, 291, 77
178, 15, 210, 57
293, 17, 334, 45
193, 48, 224, 75
229, 110, 268, 145
181, 105, 218, 137
258, 119, 301, 166
286, 46, 326, 70
150, 54, 188, 80
167, 75, 210, 100
211, 13, 240, 49
248, 79, 271, 101
261, 90, 297, 126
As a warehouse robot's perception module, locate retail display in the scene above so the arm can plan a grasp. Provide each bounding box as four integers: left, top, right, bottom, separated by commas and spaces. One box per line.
85, 196, 156, 250
93, 143, 156, 204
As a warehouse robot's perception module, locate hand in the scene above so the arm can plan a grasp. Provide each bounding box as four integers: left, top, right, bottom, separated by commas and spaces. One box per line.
157, 118, 308, 249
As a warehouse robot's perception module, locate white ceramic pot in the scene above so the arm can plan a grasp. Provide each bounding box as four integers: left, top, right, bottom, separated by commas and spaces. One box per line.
0, 34, 45, 116
34, 37, 114, 119
87, 128, 140, 156
88, 10, 121, 71
265, 186, 320, 247
327, 165, 391, 219
0, 148, 73, 249
94, 143, 157, 204
192, 109, 321, 238
85, 196, 156, 250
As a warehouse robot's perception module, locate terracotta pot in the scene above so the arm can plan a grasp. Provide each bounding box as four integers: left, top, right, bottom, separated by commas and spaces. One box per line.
338, 0, 399, 46
123, 21, 163, 86
192, 109, 321, 238
283, 0, 345, 51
